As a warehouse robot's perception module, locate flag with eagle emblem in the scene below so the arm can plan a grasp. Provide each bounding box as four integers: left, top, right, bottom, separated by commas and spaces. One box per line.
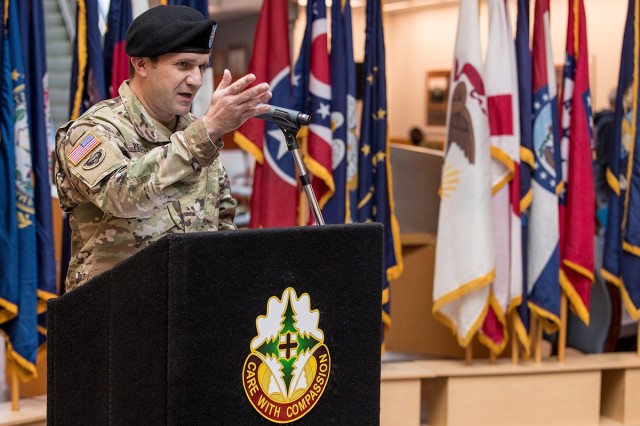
433, 0, 495, 347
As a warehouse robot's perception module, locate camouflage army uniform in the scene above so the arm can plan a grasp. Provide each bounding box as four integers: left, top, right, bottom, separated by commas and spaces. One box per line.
54, 81, 237, 291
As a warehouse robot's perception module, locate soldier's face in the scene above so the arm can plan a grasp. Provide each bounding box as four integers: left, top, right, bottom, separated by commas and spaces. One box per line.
143, 52, 210, 124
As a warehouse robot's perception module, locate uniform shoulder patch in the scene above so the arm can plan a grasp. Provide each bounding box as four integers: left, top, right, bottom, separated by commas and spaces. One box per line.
82, 148, 106, 170
67, 132, 102, 166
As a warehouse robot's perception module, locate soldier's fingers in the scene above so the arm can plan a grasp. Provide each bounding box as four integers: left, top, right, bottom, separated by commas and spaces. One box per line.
228, 73, 257, 95
215, 69, 232, 92
237, 83, 270, 105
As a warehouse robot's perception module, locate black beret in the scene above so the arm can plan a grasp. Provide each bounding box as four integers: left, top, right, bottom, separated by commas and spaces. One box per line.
125, 5, 217, 57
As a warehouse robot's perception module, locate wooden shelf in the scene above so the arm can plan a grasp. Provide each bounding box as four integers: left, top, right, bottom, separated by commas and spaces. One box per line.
0, 397, 45, 426
381, 352, 640, 426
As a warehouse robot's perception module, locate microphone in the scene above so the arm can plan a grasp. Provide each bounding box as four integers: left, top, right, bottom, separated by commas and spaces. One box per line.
256, 104, 311, 128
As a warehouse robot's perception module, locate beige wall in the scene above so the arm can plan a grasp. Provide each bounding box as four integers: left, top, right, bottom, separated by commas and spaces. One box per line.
385, 0, 626, 139
294, 0, 627, 141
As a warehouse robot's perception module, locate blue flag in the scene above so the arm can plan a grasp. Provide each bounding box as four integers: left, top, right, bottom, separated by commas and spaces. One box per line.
18, 0, 58, 344
602, 0, 640, 319
0, 0, 39, 380
164, 0, 208, 15
62, 0, 107, 289
69, 0, 107, 121
358, 0, 403, 347
1, 0, 19, 327
514, 0, 533, 354
325, 0, 357, 224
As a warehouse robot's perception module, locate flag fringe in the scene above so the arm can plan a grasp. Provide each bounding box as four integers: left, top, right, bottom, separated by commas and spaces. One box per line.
386, 213, 404, 281
606, 167, 621, 196
37, 290, 58, 315
433, 298, 491, 349
559, 267, 590, 325
490, 145, 516, 195
385, 130, 404, 282
511, 313, 531, 358
432, 269, 495, 313
610, 276, 640, 320
520, 146, 534, 168
2, 335, 37, 382
0, 299, 18, 325
527, 301, 560, 333
520, 188, 532, 213
302, 155, 335, 208
478, 292, 508, 355
623, 240, 640, 256
234, 130, 265, 165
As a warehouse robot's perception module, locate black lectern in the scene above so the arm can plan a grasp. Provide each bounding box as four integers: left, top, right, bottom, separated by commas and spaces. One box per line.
47, 223, 383, 425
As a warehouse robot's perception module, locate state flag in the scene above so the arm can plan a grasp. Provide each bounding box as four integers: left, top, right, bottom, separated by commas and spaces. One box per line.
558, 0, 595, 325
234, 0, 299, 228
433, 0, 494, 347
480, 0, 522, 355
528, 0, 562, 331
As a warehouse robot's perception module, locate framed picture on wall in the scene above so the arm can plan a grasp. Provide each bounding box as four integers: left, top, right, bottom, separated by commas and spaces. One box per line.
212, 50, 225, 76
227, 45, 248, 76
426, 70, 450, 127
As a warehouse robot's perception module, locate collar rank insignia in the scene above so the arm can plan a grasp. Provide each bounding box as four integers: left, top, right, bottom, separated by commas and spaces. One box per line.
243, 287, 330, 423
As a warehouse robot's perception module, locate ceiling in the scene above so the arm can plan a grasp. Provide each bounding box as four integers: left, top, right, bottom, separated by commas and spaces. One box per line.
208, 0, 458, 20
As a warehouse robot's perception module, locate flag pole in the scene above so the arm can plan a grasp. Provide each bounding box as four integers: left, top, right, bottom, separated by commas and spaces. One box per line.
637, 321, 639, 358
531, 315, 541, 364
10, 365, 19, 411
557, 294, 567, 362
535, 319, 543, 364
511, 312, 519, 365
465, 343, 473, 365
529, 315, 536, 360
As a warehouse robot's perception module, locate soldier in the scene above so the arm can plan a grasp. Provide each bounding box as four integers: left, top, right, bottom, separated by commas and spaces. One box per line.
54, 5, 272, 291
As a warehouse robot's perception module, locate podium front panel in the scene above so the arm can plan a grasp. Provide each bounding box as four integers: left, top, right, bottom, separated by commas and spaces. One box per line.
48, 223, 383, 425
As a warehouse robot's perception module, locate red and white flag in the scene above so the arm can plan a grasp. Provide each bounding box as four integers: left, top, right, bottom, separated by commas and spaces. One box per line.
479, 0, 523, 354
234, 0, 299, 227
294, 0, 335, 222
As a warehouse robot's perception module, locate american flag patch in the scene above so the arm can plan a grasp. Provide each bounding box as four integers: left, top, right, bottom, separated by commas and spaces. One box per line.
68, 132, 101, 166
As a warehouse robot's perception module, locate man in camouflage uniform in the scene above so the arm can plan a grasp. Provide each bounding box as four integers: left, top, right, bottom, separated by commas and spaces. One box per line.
54, 6, 272, 291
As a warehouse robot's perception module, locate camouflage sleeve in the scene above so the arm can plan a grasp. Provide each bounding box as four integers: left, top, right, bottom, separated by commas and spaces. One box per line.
56, 118, 220, 218
218, 165, 238, 230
